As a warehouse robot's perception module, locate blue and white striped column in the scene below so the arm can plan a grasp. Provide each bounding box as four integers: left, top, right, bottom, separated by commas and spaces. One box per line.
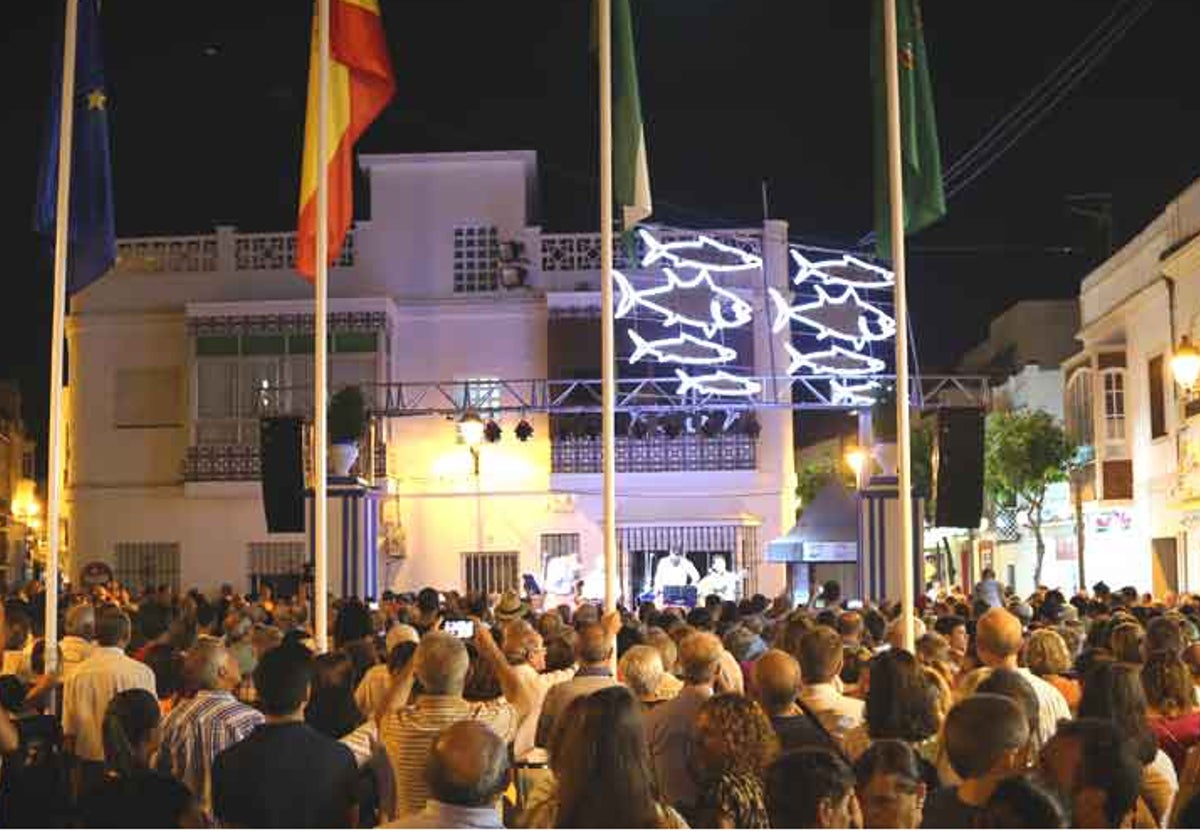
307, 478, 382, 601
858, 476, 925, 604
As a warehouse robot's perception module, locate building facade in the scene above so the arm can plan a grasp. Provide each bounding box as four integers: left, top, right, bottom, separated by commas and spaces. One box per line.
0, 383, 38, 583
957, 301, 1080, 595
1065, 177, 1200, 596
65, 151, 797, 600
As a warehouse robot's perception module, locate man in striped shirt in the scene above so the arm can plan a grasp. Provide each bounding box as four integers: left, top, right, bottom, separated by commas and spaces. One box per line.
380, 621, 536, 819
157, 638, 264, 812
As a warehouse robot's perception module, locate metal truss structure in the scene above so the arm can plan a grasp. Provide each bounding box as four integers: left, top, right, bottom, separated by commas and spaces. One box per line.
341, 374, 991, 418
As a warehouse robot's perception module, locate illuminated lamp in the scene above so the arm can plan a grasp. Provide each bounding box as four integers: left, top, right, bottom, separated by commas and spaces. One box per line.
1172, 336, 1200, 393
458, 411, 485, 447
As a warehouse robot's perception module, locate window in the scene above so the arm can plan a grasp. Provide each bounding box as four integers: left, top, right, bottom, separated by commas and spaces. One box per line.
114, 542, 181, 593
115, 368, 183, 429
1149, 355, 1167, 439
1102, 368, 1127, 457
193, 331, 380, 445
453, 226, 500, 293
540, 533, 580, 581
463, 551, 519, 595
462, 377, 501, 419
1065, 369, 1094, 451
248, 541, 307, 598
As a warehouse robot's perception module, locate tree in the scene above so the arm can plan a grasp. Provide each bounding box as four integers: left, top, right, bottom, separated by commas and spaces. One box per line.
797, 458, 854, 509
984, 409, 1076, 587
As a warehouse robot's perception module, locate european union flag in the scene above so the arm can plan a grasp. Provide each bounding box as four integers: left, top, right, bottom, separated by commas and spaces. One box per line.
34, 0, 115, 294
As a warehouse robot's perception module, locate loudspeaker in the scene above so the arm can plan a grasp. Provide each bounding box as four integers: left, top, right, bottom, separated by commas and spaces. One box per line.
260, 417, 305, 533
932, 407, 985, 528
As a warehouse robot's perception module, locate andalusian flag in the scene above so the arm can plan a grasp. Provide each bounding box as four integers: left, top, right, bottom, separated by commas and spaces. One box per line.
871, 0, 945, 261
296, 0, 395, 278
612, 0, 652, 229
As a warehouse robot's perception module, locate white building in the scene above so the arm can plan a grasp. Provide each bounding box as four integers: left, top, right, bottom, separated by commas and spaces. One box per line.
64, 150, 796, 601
958, 300, 1080, 595
1065, 176, 1200, 597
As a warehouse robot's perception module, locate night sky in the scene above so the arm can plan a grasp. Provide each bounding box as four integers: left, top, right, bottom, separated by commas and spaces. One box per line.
3, 0, 1200, 457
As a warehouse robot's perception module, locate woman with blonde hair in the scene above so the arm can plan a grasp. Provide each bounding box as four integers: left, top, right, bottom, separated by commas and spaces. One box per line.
1025, 628, 1080, 713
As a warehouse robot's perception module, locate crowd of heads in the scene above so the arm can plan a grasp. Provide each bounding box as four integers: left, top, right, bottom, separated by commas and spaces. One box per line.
4, 573, 1200, 828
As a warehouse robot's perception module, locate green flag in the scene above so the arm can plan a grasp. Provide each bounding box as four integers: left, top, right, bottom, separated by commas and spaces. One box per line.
872, 0, 945, 261
611, 0, 652, 229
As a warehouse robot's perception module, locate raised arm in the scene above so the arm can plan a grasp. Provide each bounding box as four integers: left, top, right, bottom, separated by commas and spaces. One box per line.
472, 618, 534, 718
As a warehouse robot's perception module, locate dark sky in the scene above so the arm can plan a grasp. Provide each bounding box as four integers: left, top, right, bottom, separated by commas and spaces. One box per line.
3, 0, 1200, 453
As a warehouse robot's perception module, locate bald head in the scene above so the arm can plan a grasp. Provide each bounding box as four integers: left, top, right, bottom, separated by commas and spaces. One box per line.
427, 720, 510, 808
415, 631, 470, 695
188, 637, 239, 691
976, 607, 1023, 667
754, 649, 801, 715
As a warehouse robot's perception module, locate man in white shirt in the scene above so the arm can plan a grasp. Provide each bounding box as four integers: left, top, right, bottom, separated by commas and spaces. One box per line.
695, 555, 742, 603
976, 606, 1070, 749
60, 603, 96, 683
653, 549, 700, 598
797, 625, 864, 738
63, 604, 156, 781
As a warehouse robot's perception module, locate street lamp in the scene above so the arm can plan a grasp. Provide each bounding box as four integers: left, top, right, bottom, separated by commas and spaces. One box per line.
845, 447, 868, 489
1172, 336, 1200, 393
458, 411, 486, 448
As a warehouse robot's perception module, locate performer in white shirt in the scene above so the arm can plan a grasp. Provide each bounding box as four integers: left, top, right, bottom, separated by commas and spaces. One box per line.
696, 555, 744, 603
652, 548, 700, 599
543, 553, 582, 609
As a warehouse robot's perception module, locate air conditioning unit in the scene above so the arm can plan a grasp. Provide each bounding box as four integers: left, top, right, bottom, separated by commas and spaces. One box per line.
497, 241, 529, 289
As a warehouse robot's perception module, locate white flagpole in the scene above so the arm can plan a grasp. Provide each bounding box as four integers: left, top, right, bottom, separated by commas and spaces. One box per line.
883, 0, 916, 652
598, 0, 617, 613
314, 0, 331, 652
45, 0, 80, 677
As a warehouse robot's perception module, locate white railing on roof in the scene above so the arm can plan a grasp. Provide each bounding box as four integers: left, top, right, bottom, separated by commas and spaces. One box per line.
540, 228, 762, 273
116, 234, 219, 273
115, 228, 355, 273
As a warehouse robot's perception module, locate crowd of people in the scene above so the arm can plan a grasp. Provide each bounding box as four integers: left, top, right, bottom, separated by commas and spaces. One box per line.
3, 572, 1200, 829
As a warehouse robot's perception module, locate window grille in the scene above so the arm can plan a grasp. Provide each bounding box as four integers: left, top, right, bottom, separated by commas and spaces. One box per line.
453, 226, 500, 293
248, 542, 307, 576
540, 534, 580, 583
463, 551, 519, 595
114, 542, 181, 593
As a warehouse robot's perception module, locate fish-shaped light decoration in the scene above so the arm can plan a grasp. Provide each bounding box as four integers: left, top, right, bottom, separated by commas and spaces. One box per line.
627, 328, 738, 366
790, 249, 895, 290
613, 268, 754, 338
784, 343, 888, 377
639, 229, 763, 273
768, 286, 896, 349
674, 369, 763, 398
830, 379, 881, 407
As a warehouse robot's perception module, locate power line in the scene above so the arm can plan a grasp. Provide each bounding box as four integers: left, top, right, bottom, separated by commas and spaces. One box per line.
945, 0, 1156, 200
942, 0, 1149, 188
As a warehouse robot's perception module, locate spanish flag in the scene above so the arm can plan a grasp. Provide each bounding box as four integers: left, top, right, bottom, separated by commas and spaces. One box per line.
296, 0, 395, 279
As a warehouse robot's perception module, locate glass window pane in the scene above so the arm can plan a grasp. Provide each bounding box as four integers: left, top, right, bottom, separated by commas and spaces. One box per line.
197, 361, 237, 419
196, 335, 240, 356
333, 332, 378, 353
242, 335, 287, 356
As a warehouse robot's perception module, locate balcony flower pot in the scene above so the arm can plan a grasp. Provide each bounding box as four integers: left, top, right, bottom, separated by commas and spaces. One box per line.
328, 386, 367, 477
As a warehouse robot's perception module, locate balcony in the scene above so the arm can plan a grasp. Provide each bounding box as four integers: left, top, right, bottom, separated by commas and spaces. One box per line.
116, 227, 356, 274
551, 433, 758, 473
184, 419, 388, 484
